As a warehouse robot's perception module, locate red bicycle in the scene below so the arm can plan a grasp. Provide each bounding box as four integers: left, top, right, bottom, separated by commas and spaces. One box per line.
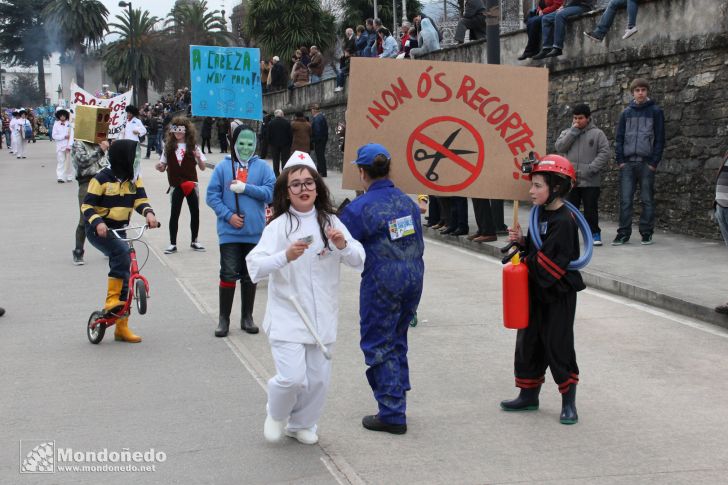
87, 224, 156, 344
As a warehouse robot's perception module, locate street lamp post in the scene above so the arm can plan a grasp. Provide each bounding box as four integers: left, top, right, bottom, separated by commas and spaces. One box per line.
118, 1, 138, 106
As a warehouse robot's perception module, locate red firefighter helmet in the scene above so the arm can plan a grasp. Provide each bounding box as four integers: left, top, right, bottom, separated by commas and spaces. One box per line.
532, 154, 576, 183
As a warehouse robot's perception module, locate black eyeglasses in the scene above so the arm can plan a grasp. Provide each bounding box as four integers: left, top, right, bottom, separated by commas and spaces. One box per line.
288, 179, 316, 195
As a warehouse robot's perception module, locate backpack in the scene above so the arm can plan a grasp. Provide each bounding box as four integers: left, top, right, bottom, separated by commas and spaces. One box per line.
23, 121, 32, 140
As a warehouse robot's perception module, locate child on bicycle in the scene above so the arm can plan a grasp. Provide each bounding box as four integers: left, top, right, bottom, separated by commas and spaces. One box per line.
82, 139, 158, 343
246, 152, 365, 445
500, 154, 586, 424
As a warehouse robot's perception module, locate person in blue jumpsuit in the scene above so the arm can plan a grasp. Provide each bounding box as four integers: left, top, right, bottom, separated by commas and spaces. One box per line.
339, 143, 425, 435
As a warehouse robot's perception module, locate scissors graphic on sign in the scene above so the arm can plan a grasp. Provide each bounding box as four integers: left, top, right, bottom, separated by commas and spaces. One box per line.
414, 128, 476, 181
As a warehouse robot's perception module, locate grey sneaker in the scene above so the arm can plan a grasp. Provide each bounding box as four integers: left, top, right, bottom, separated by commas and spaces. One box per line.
622, 26, 638, 39
190, 241, 206, 252
640, 234, 654, 245
611, 235, 630, 246
72, 249, 85, 266
164, 244, 178, 254
584, 31, 604, 42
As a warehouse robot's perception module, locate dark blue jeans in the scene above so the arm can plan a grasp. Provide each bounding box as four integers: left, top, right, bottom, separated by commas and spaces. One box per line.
523, 14, 544, 54
617, 161, 655, 237
219, 243, 256, 284
86, 224, 130, 298
594, 0, 639, 37
541, 5, 589, 49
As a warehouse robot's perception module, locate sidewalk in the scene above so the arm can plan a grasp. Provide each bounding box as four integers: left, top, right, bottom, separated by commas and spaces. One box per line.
244, 162, 728, 330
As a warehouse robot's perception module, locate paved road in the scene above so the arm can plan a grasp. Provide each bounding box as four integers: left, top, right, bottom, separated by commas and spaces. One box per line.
2, 142, 728, 484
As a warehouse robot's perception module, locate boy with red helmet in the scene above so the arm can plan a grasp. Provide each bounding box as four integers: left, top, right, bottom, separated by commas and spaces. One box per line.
501, 154, 586, 424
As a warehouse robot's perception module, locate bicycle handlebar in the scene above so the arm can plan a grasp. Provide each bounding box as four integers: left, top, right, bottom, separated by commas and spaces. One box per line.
110, 223, 161, 242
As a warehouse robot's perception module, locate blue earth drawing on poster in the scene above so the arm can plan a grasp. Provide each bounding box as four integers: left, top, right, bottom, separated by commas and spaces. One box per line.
189, 45, 262, 121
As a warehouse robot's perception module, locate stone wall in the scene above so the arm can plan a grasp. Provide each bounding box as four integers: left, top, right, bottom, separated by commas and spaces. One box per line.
263, 0, 728, 239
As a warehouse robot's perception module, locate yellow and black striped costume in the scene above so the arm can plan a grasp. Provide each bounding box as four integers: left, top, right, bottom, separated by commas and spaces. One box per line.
82, 168, 153, 229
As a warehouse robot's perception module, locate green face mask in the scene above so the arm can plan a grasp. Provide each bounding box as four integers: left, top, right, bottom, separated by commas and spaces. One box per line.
234, 129, 257, 162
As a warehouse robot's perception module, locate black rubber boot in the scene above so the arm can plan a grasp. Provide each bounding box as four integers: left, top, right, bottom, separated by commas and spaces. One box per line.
500, 386, 541, 411
215, 286, 235, 337
560, 385, 578, 425
240, 281, 259, 334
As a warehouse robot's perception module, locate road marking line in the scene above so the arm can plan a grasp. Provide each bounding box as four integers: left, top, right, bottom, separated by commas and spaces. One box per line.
162, 250, 364, 485
148, 244, 167, 267
320, 453, 364, 485
582, 288, 728, 339
175, 278, 206, 315
223, 338, 269, 391
426, 238, 728, 339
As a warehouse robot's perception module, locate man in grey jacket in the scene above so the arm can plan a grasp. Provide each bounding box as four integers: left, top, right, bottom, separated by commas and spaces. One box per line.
555, 103, 610, 245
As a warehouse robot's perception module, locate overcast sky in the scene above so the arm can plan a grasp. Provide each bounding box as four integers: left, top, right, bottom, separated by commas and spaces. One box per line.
102, 0, 231, 25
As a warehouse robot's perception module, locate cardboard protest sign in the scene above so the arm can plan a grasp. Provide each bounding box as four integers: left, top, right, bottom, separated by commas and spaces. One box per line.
342, 58, 548, 200
190, 45, 262, 120
69, 83, 133, 139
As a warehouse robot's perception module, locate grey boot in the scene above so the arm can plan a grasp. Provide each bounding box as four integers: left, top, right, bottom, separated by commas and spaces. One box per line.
215, 286, 235, 337
240, 281, 259, 334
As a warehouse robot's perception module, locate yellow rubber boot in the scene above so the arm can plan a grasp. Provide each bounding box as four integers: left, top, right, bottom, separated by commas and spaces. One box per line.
104, 277, 125, 312
114, 317, 142, 343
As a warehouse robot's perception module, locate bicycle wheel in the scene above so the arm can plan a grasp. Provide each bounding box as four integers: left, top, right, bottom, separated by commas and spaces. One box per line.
135, 279, 147, 315
87, 311, 106, 344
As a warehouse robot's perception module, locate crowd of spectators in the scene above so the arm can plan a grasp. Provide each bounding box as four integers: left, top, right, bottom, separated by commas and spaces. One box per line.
260, 13, 445, 95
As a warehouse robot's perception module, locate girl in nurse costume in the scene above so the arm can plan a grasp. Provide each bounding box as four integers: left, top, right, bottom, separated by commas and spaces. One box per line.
246, 151, 365, 445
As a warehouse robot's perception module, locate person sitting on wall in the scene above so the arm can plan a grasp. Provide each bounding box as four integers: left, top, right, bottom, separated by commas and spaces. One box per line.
584, 0, 640, 42
518, 0, 564, 61
532, 0, 596, 60
454, 0, 487, 44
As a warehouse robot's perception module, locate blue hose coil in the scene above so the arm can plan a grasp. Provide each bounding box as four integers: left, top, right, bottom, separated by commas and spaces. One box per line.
528, 200, 593, 270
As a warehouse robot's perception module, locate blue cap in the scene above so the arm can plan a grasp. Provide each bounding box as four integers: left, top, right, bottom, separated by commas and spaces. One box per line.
352, 143, 391, 166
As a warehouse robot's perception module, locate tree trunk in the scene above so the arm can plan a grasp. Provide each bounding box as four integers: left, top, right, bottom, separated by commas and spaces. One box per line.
75, 45, 85, 88
138, 78, 148, 105
36, 57, 47, 104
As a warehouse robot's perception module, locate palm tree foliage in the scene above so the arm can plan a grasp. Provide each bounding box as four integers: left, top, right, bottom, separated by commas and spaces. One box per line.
341, 0, 423, 33
0, 0, 54, 101
43, 0, 109, 88
103, 8, 163, 105
245, 0, 336, 68
162, 0, 234, 90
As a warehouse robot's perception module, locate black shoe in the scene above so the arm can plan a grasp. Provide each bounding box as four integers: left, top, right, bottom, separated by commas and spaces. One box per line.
517, 51, 537, 61
362, 415, 407, 435
500, 386, 541, 411
559, 385, 578, 425
715, 303, 728, 315
240, 282, 259, 334
532, 48, 552, 60
72, 248, 85, 266
440, 227, 456, 235
545, 47, 563, 58
215, 286, 235, 337
611, 234, 630, 246
451, 228, 469, 237
640, 234, 654, 245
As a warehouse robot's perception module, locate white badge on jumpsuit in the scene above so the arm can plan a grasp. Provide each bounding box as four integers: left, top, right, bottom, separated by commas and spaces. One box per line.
388, 215, 415, 240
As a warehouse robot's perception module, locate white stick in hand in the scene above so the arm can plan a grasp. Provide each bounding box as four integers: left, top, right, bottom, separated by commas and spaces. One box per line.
288, 295, 332, 360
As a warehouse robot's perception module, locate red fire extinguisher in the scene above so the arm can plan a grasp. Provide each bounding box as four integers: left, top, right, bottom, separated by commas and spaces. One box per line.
501, 201, 529, 329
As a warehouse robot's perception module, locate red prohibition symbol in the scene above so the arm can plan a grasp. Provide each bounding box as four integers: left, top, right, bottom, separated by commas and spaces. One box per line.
406, 116, 485, 192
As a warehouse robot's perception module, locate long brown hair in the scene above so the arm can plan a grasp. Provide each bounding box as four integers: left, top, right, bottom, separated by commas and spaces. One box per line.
271, 165, 336, 250
164, 116, 198, 156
